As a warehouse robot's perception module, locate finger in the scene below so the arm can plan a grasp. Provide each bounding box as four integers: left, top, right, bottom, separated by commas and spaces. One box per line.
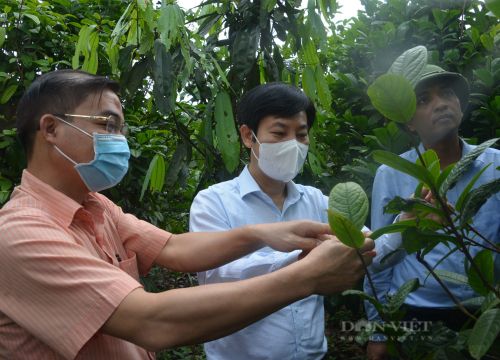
294, 237, 323, 251
361, 251, 376, 266
363, 231, 373, 237
300, 221, 332, 236
359, 238, 375, 253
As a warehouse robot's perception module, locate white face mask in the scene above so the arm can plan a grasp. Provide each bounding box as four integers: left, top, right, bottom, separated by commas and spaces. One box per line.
251, 131, 309, 182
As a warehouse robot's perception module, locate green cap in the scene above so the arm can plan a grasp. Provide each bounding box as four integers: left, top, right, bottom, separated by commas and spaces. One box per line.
415, 64, 469, 111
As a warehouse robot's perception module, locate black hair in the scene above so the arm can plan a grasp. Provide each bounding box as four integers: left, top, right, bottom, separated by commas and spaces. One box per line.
16, 69, 120, 159
236, 82, 316, 134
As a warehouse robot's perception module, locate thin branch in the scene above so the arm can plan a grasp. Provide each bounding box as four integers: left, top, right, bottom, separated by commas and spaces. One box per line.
416, 252, 477, 321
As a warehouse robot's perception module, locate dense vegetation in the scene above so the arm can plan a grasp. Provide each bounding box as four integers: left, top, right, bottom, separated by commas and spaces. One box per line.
0, 0, 498, 358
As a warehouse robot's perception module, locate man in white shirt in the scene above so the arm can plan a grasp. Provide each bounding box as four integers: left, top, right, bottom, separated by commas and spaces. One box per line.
190, 83, 332, 359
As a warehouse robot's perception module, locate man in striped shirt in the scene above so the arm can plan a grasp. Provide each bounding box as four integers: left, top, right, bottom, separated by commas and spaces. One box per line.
0, 69, 375, 359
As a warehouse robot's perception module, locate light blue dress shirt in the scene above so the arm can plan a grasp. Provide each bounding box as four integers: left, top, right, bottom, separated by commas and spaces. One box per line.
189, 166, 329, 360
364, 141, 500, 323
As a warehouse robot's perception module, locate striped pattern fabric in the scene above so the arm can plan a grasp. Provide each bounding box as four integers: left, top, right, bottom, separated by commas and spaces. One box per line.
0, 170, 171, 359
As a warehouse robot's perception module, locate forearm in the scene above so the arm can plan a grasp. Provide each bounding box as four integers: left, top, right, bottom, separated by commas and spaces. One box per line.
103, 260, 313, 351
155, 226, 264, 272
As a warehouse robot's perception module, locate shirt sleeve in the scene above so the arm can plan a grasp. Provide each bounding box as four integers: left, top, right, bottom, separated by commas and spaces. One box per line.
0, 213, 142, 359
189, 189, 298, 285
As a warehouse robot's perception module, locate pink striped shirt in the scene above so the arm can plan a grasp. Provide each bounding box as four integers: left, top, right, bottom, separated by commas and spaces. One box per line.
0, 170, 171, 359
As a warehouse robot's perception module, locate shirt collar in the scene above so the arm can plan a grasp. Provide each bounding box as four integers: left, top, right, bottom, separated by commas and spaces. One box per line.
418, 138, 474, 159
237, 166, 303, 202
20, 170, 85, 228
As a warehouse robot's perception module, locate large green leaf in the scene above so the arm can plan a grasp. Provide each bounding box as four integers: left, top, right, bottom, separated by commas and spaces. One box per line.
385, 278, 419, 314
440, 138, 498, 195
140, 154, 165, 201
152, 40, 175, 116
485, 0, 500, 17
401, 228, 454, 254
328, 182, 369, 230
327, 210, 365, 249
231, 26, 259, 77
468, 308, 500, 359
158, 3, 185, 51
302, 66, 317, 104
466, 249, 494, 296
367, 74, 416, 123
460, 178, 500, 224
369, 218, 441, 240
372, 150, 435, 187
214, 91, 239, 173
388, 45, 427, 87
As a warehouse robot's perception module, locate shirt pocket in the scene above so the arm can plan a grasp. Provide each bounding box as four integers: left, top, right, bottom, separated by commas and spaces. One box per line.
118, 250, 140, 280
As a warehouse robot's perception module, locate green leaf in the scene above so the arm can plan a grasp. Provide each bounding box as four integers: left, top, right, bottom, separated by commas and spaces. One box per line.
302, 66, 317, 104
152, 40, 175, 115
328, 182, 369, 230
384, 196, 445, 219
460, 178, 500, 224
214, 91, 239, 173
231, 27, 259, 78
467, 250, 494, 296
385, 278, 419, 313
367, 74, 416, 123
440, 138, 499, 195
165, 141, 189, 186
481, 292, 500, 313
23, 13, 40, 25
140, 154, 163, 201
388, 45, 427, 87
342, 289, 384, 314
416, 149, 440, 181
149, 154, 165, 192
0, 84, 17, 104
434, 270, 469, 286
401, 228, 454, 254
455, 164, 491, 212
327, 210, 365, 249
372, 150, 435, 187
261, 0, 278, 13
485, 0, 500, 17
436, 164, 455, 193
468, 308, 500, 359
315, 65, 331, 110
0, 27, 6, 48
158, 3, 185, 51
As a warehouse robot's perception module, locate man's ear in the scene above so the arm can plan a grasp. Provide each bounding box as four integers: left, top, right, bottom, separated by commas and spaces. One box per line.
39, 114, 59, 144
239, 124, 254, 149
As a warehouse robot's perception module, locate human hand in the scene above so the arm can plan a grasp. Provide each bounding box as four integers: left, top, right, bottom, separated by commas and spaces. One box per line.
251, 220, 331, 253
300, 236, 375, 295
366, 341, 388, 360
399, 188, 450, 224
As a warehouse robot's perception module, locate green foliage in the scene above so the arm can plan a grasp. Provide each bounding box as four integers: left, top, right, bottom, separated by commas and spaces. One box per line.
367, 74, 416, 123
327, 182, 368, 249
328, 182, 369, 230
468, 308, 500, 359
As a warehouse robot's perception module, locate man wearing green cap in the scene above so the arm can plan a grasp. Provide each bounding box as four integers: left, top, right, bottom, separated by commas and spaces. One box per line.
364, 64, 500, 359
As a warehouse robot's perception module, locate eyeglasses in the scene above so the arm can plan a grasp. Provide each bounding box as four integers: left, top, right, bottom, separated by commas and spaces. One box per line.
54, 113, 128, 135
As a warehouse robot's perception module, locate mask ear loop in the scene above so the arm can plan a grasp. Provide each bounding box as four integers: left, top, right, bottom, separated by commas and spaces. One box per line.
250, 130, 261, 161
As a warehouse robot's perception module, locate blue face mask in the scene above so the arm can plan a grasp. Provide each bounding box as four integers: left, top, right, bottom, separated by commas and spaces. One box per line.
54, 119, 130, 192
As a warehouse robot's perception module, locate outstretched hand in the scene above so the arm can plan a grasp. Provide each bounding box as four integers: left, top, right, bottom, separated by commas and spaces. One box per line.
252, 220, 331, 253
